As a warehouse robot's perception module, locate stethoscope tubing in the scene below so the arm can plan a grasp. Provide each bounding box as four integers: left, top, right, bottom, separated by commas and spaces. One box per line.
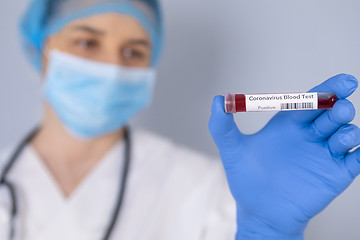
0, 126, 131, 240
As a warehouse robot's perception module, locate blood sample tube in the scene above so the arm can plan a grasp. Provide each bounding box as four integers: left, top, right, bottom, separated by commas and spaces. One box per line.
225, 92, 337, 113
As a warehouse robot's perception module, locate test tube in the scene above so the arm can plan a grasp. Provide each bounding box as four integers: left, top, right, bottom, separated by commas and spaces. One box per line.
225, 92, 337, 113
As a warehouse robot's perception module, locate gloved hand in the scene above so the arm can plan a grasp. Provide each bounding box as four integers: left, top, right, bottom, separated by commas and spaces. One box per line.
209, 74, 360, 240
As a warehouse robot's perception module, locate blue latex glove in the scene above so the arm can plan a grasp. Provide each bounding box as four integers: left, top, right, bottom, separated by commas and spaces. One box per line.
209, 74, 360, 239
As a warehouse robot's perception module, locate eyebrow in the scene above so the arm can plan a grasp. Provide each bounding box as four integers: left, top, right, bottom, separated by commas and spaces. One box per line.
126, 39, 151, 48
70, 25, 105, 36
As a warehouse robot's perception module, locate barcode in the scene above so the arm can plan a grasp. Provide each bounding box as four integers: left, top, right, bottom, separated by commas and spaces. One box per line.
281, 102, 314, 110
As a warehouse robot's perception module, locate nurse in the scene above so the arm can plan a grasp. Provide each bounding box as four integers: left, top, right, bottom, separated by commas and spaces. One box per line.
1, 1, 360, 240
1, 0, 236, 239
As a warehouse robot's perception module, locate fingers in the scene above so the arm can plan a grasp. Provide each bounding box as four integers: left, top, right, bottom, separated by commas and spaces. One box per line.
310, 74, 358, 98
327, 124, 360, 157
344, 148, 360, 178
289, 74, 358, 124
309, 99, 355, 140
209, 96, 245, 159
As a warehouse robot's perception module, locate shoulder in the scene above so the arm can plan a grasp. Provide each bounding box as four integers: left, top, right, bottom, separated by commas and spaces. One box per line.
132, 129, 237, 235
132, 128, 222, 176
0, 145, 16, 174
132, 128, 231, 202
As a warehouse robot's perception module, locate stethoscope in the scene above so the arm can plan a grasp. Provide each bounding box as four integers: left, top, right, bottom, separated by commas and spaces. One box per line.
0, 126, 131, 240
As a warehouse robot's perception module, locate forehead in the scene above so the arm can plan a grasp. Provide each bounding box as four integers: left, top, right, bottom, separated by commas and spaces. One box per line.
62, 13, 150, 39
49, 1, 157, 27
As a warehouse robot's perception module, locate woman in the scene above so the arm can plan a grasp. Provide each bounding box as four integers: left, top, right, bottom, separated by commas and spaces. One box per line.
2, 0, 360, 239
0, 0, 236, 239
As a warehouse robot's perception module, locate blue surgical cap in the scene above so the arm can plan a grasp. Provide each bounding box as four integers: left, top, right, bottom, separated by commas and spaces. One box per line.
20, 0, 164, 71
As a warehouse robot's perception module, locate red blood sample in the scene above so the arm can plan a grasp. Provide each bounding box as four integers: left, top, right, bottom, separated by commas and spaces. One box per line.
224, 92, 337, 113
317, 92, 338, 109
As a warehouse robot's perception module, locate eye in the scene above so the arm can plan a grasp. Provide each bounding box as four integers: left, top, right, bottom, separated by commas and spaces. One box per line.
75, 39, 99, 50
122, 47, 146, 60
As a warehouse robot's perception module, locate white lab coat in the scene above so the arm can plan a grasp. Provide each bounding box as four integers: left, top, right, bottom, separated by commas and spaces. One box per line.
0, 129, 237, 240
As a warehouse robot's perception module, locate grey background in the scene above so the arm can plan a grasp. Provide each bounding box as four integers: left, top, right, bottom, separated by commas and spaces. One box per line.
1, 0, 360, 239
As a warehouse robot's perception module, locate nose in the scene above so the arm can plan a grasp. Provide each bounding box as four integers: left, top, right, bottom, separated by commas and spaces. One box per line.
98, 50, 123, 66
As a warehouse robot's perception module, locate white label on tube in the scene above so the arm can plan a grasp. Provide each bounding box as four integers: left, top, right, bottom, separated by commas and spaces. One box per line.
245, 93, 318, 112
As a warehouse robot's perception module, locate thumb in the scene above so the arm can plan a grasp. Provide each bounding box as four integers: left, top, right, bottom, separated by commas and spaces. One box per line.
209, 95, 245, 161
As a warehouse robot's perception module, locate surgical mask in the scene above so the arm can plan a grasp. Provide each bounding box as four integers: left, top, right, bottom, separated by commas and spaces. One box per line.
43, 50, 156, 139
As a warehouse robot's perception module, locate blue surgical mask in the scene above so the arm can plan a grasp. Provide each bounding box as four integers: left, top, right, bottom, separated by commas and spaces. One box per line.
43, 50, 156, 139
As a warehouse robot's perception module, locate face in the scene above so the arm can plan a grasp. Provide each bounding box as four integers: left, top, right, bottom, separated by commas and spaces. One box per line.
43, 13, 152, 72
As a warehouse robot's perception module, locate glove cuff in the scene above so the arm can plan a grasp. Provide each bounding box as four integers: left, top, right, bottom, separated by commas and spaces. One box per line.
236, 207, 305, 240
